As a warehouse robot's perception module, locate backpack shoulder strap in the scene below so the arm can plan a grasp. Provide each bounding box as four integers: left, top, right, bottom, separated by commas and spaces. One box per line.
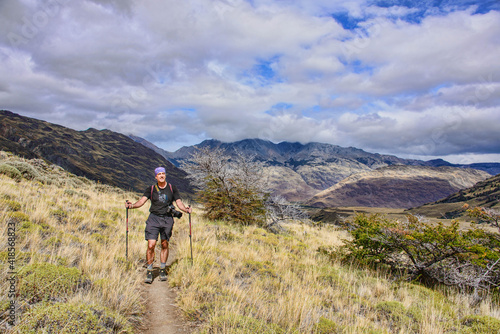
151, 184, 173, 200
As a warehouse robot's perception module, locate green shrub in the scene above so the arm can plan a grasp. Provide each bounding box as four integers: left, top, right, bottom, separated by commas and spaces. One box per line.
4, 160, 40, 180
98, 219, 113, 230
50, 209, 68, 223
7, 211, 31, 225
375, 301, 420, 332
35, 174, 59, 185
18, 263, 87, 303
75, 199, 88, 208
0, 251, 32, 265
400, 283, 456, 321
459, 315, 500, 333
64, 189, 78, 196
0, 163, 22, 181
340, 214, 500, 291
91, 233, 108, 243
1, 199, 21, 211
317, 266, 348, 290
43, 236, 62, 248
315, 316, 341, 334
242, 260, 277, 278
15, 302, 133, 333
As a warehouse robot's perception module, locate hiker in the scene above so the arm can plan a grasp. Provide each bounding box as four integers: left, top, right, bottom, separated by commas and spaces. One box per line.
125, 167, 192, 283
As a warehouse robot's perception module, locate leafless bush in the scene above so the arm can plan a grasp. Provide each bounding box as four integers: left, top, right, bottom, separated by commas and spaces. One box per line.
265, 195, 309, 233
183, 147, 308, 231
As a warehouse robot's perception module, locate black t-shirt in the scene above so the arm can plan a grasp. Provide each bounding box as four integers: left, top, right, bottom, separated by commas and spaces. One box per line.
142, 183, 181, 216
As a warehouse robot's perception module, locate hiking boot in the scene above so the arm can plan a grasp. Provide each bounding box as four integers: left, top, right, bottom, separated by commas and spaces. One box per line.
159, 268, 167, 281
145, 270, 153, 284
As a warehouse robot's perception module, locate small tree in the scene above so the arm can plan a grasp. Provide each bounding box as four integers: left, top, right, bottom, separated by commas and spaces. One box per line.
182, 147, 268, 226
338, 213, 500, 305
183, 147, 308, 230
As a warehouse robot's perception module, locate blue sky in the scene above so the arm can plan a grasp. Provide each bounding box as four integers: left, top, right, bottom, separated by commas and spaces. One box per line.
1, 0, 499, 163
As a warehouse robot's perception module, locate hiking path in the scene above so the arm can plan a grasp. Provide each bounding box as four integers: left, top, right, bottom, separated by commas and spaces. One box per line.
140, 246, 196, 334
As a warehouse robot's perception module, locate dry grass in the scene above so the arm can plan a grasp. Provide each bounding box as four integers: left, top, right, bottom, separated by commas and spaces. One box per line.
2, 153, 499, 333
169, 216, 500, 333
0, 154, 150, 332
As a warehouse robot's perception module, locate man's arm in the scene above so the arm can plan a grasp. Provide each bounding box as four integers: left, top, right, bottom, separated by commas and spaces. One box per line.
126, 196, 148, 209
175, 199, 192, 214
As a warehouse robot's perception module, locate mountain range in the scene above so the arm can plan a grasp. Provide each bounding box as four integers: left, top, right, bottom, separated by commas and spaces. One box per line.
2, 110, 499, 212
138, 137, 497, 208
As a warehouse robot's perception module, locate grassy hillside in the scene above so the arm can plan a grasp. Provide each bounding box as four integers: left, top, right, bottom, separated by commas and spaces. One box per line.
1, 152, 499, 333
0, 110, 192, 195
0, 152, 152, 332
169, 220, 500, 333
408, 173, 500, 220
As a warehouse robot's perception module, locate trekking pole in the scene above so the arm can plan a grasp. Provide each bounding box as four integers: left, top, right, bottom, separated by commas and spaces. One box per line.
125, 202, 129, 260
188, 205, 193, 264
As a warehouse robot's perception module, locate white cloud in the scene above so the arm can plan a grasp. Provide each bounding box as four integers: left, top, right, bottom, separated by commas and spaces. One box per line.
0, 0, 499, 162
348, 10, 500, 95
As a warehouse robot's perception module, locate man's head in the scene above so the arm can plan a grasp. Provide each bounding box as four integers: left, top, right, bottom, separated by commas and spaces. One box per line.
154, 167, 166, 183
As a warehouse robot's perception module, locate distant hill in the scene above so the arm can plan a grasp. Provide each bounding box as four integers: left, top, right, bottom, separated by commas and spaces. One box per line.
0, 110, 192, 194
407, 173, 500, 219
306, 165, 490, 209
423, 158, 500, 177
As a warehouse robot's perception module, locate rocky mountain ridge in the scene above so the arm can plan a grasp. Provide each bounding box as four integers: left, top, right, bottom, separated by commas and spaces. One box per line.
1, 110, 496, 209
136, 137, 499, 204
157, 138, 500, 175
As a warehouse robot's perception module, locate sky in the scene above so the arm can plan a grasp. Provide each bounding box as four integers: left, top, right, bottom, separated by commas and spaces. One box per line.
1, 0, 500, 164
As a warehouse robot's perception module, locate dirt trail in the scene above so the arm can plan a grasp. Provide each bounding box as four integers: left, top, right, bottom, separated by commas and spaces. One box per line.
140, 246, 195, 334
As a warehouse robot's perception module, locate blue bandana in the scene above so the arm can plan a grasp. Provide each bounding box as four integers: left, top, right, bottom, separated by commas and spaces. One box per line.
154, 167, 166, 176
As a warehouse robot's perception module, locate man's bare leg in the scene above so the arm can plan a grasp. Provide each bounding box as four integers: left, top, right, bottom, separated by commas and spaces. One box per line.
145, 240, 156, 283
146, 239, 157, 266
160, 239, 169, 263
159, 239, 169, 281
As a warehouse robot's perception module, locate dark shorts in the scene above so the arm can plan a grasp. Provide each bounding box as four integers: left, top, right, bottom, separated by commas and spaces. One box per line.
144, 213, 174, 241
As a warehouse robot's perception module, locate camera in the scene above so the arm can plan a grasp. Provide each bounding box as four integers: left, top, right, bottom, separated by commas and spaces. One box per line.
167, 204, 183, 218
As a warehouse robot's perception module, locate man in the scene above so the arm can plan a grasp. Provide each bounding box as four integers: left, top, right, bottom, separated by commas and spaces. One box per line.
125, 167, 192, 283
